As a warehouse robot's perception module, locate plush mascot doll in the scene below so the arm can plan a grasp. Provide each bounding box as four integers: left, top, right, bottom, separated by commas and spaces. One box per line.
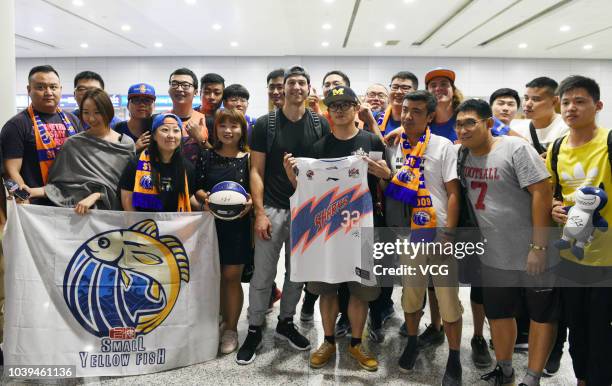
554, 186, 608, 259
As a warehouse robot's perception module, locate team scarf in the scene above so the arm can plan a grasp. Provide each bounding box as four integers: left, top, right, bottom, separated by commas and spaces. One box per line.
376, 106, 394, 135
28, 105, 78, 184
132, 150, 191, 212
385, 128, 437, 241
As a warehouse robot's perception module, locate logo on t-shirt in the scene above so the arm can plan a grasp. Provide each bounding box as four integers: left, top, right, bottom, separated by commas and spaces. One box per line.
561, 162, 598, 190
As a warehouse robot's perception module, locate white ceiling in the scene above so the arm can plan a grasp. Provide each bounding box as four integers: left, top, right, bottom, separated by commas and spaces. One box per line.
13, 0, 612, 59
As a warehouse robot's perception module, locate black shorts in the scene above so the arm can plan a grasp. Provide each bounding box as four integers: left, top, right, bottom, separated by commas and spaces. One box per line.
483, 286, 560, 322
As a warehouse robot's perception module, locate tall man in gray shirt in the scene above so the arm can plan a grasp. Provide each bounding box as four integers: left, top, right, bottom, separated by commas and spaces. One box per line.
456, 99, 559, 386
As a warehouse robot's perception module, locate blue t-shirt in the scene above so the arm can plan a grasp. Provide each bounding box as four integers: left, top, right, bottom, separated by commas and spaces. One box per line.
491, 117, 511, 137
376, 110, 401, 135
430, 116, 457, 142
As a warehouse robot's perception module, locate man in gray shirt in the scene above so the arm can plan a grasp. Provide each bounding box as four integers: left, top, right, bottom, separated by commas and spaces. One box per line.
456, 99, 559, 386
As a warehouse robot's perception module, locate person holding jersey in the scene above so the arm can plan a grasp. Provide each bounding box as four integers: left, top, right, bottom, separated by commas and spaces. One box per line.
120, 113, 197, 212
27, 89, 134, 213
195, 109, 253, 355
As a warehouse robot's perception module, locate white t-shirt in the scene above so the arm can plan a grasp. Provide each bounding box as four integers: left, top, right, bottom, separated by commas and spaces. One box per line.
384, 134, 458, 228
512, 114, 569, 150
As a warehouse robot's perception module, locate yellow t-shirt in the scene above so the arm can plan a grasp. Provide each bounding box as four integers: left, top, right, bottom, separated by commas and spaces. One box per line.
546, 127, 612, 266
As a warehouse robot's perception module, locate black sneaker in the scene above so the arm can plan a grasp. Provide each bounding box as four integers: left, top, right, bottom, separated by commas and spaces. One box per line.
380, 305, 395, 324
442, 366, 462, 386
417, 324, 444, 349
368, 320, 385, 343
543, 348, 562, 376
399, 321, 408, 337
514, 331, 529, 352
275, 318, 311, 350
335, 314, 351, 337
398, 339, 420, 373
236, 326, 263, 365
300, 303, 314, 322
480, 365, 515, 385
471, 335, 492, 368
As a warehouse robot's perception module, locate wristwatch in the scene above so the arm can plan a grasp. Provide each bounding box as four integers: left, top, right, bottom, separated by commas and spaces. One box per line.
529, 243, 547, 251
384, 170, 394, 182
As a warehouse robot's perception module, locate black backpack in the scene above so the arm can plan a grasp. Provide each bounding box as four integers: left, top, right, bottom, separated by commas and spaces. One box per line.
265, 108, 323, 153
457, 146, 479, 228
549, 130, 612, 200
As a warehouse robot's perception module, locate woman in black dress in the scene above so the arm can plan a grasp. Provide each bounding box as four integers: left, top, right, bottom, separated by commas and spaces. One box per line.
195, 108, 252, 355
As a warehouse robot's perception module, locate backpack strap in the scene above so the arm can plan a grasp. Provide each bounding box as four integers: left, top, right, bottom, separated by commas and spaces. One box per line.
529, 121, 547, 155
306, 108, 322, 139
266, 109, 278, 154
550, 135, 566, 200
607, 129, 612, 174
457, 145, 470, 187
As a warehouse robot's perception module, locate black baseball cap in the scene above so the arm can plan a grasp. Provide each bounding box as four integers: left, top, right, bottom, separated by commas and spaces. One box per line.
324, 86, 359, 106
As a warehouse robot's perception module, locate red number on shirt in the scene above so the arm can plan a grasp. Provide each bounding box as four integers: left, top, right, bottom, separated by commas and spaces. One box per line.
470, 181, 488, 210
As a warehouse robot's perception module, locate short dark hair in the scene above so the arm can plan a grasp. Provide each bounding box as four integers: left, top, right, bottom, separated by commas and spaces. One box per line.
200, 73, 224, 87
391, 71, 419, 90
525, 77, 558, 96
322, 70, 351, 87
489, 88, 520, 108
222, 84, 250, 101
403, 90, 437, 114
267, 68, 285, 84
169, 68, 198, 90
79, 88, 115, 126
284, 65, 310, 85
557, 75, 600, 102
456, 98, 493, 120
74, 70, 105, 89
28, 65, 59, 83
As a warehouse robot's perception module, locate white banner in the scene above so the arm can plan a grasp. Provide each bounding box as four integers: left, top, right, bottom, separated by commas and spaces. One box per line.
3, 201, 220, 377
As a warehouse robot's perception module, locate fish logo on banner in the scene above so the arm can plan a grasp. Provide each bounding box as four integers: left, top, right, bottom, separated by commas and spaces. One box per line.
63, 219, 190, 338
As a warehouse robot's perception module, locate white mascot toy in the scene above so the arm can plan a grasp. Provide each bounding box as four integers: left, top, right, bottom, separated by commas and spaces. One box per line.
554, 185, 608, 260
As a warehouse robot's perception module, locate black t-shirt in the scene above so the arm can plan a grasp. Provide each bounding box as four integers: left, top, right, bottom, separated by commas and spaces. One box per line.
249, 109, 330, 209
114, 119, 153, 143
309, 130, 385, 198
119, 156, 197, 212
0, 109, 82, 189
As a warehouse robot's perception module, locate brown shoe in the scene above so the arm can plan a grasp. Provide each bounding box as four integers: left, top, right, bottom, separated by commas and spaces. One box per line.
310, 341, 336, 369
348, 343, 378, 371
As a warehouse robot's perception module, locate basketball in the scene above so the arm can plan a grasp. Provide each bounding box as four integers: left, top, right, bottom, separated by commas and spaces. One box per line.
208, 181, 248, 221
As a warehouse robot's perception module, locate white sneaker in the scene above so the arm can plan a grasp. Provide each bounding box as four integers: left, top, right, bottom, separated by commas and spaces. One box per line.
220, 330, 238, 354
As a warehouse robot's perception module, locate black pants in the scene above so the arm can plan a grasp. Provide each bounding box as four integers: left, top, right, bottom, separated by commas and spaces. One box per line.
563, 286, 612, 386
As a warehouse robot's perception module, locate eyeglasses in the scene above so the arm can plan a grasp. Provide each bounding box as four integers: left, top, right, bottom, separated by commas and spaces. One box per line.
389, 84, 413, 92
455, 118, 488, 131
328, 102, 356, 112
227, 97, 248, 104
366, 92, 388, 99
130, 97, 154, 105
169, 81, 194, 90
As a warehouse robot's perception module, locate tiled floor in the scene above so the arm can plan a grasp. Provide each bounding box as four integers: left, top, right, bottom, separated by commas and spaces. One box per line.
2, 263, 576, 386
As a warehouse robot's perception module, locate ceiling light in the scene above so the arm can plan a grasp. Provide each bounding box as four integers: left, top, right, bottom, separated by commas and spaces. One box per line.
121, 24, 131, 31
322, 23, 332, 30
72, 0, 84, 6
212, 23, 222, 30
154, 42, 163, 48
321, 41, 330, 47
518, 43, 527, 49
583, 44, 593, 50
560, 25, 571, 32
374, 41, 383, 47
385, 23, 396, 30
33, 26, 43, 33
230, 41, 238, 47
80, 43, 88, 48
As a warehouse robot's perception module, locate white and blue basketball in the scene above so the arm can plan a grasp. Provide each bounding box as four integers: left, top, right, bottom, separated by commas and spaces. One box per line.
208, 181, 248, 220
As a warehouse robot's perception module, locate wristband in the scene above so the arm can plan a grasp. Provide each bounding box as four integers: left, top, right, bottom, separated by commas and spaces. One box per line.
529, 243, 547, 251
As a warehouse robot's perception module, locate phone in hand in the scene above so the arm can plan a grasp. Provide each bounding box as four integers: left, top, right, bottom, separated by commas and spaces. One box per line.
4, 178, 31, 200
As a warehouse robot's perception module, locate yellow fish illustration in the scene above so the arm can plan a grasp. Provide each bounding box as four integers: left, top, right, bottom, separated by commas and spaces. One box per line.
84, 219, 189, 334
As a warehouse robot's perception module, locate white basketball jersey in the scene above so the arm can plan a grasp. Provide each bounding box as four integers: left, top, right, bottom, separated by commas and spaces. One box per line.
290, 156, 375, 285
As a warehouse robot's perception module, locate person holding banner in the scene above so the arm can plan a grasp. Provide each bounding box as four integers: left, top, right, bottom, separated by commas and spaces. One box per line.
31, 88, 135, 213
1, 65, 82, 206
195, 108, 253, 355
120, 113, 198, 212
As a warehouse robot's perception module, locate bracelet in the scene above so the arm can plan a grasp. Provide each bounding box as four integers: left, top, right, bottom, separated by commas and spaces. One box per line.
529, 243, 547, 251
